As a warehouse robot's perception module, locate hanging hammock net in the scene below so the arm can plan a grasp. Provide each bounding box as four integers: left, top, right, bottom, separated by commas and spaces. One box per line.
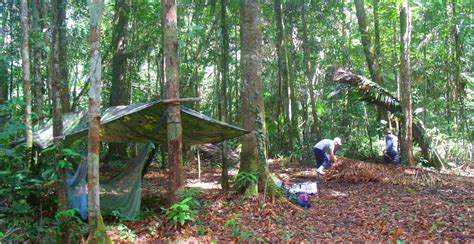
35, 100, 248, 220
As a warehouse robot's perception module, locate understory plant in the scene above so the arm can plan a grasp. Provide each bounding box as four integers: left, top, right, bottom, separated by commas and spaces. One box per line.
224, 214, 256, 241
165, 197, 196, 229
234, 171, 258, 192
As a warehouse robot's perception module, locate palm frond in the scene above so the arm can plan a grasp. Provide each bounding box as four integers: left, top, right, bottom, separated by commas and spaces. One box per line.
332, 68, 444, 169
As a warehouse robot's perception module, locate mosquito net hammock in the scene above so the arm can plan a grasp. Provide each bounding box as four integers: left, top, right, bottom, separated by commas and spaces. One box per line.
34, 100, 248, 220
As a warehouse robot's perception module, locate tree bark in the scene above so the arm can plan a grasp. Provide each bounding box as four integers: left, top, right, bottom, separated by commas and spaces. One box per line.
354, 0, 384, 124
58, 0, 69, 112
451, 0, 465, 134
110, 0, 130, 107
220, 0, 230, 190
300, 0, 320, 138
0, 1, 8, 130
32, 0, 45, 125
108, 0, 131, 162
20, 0, 32, 149
399, 0, 414, 166
86, 1, 109, 242
286, 17, 298, 150
50, 0, 70, 241
239, 0, 271, 196
163, 0, 184, 204
373, 0, 381, 61
444, 0, 453, 135
274, 0, 291, 152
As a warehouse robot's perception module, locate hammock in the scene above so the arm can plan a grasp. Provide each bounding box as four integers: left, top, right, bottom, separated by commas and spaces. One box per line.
67, 143, 154, 220
54, 100, 248, 220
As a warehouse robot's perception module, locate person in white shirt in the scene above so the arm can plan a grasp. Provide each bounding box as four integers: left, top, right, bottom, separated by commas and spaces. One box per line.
313, 137, 342, 175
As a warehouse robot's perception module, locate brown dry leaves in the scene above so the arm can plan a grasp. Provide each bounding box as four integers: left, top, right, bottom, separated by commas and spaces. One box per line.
119, 158, 474, 242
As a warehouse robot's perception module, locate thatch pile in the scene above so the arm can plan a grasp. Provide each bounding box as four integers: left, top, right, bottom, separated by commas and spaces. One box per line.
199, 143, 240, 164
324, 157, 444, 187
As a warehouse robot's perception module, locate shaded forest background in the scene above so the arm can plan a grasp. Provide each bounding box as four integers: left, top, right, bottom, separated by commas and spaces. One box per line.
1, 0, 471, 162
0, 0, 472, 242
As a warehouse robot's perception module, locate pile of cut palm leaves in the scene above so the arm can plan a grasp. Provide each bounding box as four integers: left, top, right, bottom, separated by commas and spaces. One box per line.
324, 157, 461, 187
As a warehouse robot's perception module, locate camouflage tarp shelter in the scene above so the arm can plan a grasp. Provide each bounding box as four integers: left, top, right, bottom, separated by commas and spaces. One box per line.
33, 100, 248, 220
33, 99, 248, 149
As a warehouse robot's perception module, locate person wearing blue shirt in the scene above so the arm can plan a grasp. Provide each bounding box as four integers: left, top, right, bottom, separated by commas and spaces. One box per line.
313, 137, 342, 175
384, 129, 400, 165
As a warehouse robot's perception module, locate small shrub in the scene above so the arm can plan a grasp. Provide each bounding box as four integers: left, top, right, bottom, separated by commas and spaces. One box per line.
112, 223, 136, 242
195, 219, 208, 236
177, 187, 201, 210
234, 172, 258, 192
165, 197, 196, 229
224, 214, 255, 241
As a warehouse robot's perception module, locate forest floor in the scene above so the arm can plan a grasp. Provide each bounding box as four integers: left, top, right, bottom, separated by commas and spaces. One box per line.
108, 154, 474, 243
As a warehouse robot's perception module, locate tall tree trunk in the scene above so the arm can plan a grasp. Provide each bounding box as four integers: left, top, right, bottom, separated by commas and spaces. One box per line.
451, 0, 465, 134
58, 0, 69, 112
393, 19, 400, 103
373, 0, 381, 62
399, 0, 414, 166
354, 0, 384, 124
444, 0, 452, 135
0, 1, 8, 130
286, 18, 298, 149
274, 0, 291, 152
50, 0, 70, 241
86, 1, 109, 242
239, 0, 270, 196
20, 0, 32, 149
108, 0, 130, 161
220, 0, 230, 190
163, 0, 184, 204
301, 0, 319, 137
8, 1, 14, 102
32, 0, 45, 125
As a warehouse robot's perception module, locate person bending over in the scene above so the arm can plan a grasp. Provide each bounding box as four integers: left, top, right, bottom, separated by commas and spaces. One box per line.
313, 137, 342, 175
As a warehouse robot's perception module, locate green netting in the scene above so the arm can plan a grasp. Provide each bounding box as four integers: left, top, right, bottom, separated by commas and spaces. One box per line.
100, 143, 154, 220
49, 100, 248, 220
33, 99, 248, 149
68, 143, 154, 220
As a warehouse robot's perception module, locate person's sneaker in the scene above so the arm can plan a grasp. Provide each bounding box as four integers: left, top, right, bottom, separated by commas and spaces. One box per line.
316, 166, 325, 175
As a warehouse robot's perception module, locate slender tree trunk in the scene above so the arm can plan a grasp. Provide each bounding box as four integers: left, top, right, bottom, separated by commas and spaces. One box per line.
220, 0, 230, 190
444, 0, 452, 135
108, 0, 130, 161
20, 0, 32, 149
32, 0, 45, 125
58, 0, 69, 112
373, 0, 386, 133
233, 34, 240, 124
9, 2, 13, 102
451, 0, 465, 134
50, 0, 70, 241
86, 1, 109, 242
301, 0, 319, 138
274, 0, 291, 152
373, 0, 381, 62
286, 18, 298, 149
399, 0, 414, 166
363, 103, 374, 155
163, 0, 184, 203
0, 1, 8, 130
393, 20, 400, 100
422, 7, 428, 123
